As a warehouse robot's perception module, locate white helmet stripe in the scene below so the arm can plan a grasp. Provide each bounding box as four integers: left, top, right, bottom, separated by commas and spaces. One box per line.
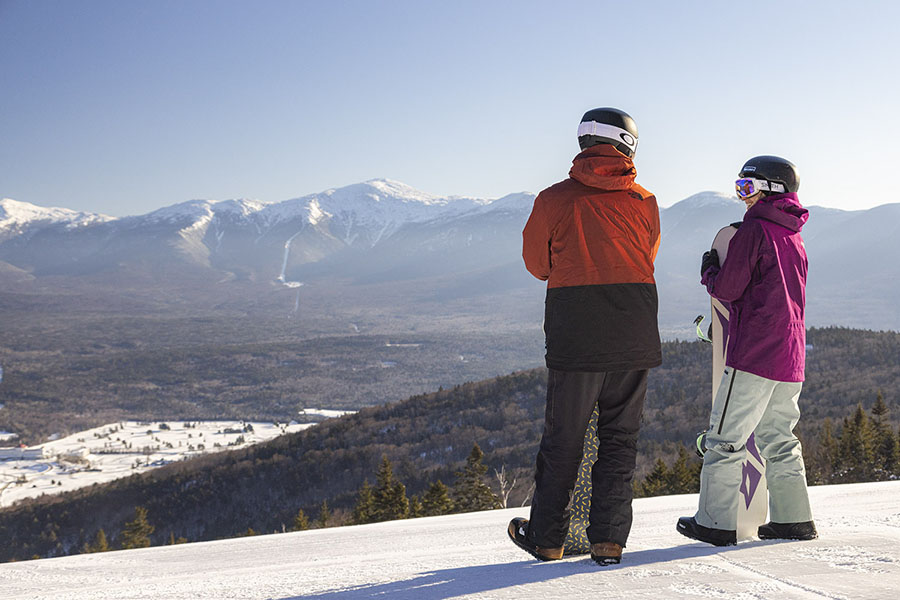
577, 121, 638, 151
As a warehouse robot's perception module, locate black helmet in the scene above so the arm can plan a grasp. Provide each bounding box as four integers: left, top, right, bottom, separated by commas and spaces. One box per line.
577, 107, 639, 157
739, 156, 800, 193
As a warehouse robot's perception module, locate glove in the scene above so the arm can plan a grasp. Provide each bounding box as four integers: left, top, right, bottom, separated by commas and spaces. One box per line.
701, 249, 720, 276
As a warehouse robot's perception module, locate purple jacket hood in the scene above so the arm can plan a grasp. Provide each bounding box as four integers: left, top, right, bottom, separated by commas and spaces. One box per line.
746, 193, 809, 232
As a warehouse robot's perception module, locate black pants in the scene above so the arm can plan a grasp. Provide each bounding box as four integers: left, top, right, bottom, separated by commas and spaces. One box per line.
527, 368, 648, 548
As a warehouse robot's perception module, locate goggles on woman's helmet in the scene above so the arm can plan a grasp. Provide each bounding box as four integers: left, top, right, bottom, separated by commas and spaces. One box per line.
734, 177, 785, 198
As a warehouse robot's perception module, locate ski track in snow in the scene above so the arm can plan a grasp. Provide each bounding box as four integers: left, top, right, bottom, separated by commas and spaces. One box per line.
1, 481, 899, 600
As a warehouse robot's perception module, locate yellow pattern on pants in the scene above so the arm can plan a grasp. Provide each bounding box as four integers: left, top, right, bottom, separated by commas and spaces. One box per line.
564, 404, 599, 555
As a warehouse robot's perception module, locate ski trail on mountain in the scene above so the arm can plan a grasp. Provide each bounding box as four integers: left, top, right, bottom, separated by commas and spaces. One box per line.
277, 230, 304, 288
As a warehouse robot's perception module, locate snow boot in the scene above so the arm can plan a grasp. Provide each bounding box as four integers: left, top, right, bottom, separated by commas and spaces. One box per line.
590, 542, 622, 566
758, 520, 818, 541
507, 518, 563, 561
676, 516, 736, 546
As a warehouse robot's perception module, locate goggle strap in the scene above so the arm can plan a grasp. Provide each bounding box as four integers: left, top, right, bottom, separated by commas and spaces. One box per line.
577, 121, 638, 152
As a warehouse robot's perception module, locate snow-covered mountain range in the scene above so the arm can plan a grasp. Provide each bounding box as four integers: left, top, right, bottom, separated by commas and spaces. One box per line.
1, 480, 897, 599
1, 181, 898, 332
0, 179, 532, 281
0, 198, 113, 239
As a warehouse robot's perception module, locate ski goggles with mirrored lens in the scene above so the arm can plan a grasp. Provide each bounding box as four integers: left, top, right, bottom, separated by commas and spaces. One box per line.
734, 177, 785, 198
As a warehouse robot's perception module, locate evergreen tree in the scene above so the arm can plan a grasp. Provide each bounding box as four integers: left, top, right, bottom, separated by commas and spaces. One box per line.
666, 446, 700, 494
805, 418, 836, 484
871, 391, 889, 420
408, 495, 424, 519
452, 443, 502, 512
897, 424, 900, 474
870, 392, 900, 477
120, 506, 154, 549
83, 528, 109, 553
372, 455, 410, 522
837, 404, 876, 483
637, 446, 699, 497
292, 508, 310, 531
422, 480, 454, 516
316, 500, 332, 528
638, 458, 670, 498
819, 417, 839, 483
351, 480, 376, 525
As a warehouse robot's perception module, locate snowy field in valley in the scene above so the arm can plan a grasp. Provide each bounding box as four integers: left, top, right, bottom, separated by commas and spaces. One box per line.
0, 411, 351, 508
1, 480, 897, 600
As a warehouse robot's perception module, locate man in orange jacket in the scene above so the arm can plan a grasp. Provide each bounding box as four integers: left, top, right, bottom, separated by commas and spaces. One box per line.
508, 107, 661, 566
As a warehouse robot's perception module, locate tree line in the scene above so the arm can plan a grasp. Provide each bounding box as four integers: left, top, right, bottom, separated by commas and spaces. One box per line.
71, 443, 506, 557
12, 388, 898, 562
1, 328, 897, 563
803, 391, 900, 484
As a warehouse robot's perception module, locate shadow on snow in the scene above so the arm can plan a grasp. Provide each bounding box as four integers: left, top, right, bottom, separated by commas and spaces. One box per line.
284, 541, 759, 600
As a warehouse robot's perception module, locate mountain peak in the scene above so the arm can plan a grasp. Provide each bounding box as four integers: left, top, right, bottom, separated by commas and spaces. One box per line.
322, 179, 443, 206
140, 198, 270, 221
365, 179, 438, 203
0, 198, 111, 228
674, 191, 738, 209
142, 199, 216, 223
212, 198, 269, 216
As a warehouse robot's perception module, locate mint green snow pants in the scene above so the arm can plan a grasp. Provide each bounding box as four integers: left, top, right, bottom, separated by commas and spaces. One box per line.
696, 367, 813, 531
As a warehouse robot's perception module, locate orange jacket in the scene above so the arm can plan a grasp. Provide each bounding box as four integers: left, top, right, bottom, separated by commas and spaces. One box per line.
523, 145, 662, 371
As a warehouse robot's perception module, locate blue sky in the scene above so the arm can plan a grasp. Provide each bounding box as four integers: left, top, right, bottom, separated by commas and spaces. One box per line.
1, 0, 897, 216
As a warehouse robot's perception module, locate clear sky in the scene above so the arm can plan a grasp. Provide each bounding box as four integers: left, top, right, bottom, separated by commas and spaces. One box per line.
1, 0, 897, 216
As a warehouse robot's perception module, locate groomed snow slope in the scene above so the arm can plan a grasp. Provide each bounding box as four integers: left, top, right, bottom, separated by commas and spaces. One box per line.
1, 481, 898, 600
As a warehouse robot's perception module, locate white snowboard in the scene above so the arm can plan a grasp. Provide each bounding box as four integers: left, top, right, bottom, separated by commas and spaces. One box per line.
709, 224, 768, 541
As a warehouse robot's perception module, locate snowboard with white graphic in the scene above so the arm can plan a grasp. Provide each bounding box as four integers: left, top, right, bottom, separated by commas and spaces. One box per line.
708, 223, 768, 541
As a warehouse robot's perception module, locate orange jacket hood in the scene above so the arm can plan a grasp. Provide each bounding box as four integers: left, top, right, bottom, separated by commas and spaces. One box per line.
568, 145, 637, 192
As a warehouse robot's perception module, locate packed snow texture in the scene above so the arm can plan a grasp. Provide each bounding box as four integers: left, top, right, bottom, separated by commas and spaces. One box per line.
1, 481, 897, 599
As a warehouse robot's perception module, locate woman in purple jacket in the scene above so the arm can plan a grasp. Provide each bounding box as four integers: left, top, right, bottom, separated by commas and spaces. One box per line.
677, 156, 817, 546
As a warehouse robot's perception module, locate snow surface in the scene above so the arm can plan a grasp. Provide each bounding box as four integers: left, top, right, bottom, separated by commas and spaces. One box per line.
1, 481, 898, 599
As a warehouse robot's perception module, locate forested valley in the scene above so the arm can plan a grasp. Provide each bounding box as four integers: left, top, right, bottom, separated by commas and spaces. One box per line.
0, 327, 897, 563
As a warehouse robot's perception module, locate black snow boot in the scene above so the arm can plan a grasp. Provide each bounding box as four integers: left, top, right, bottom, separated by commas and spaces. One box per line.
676, 516, 736, 546
758, 521, 818, 541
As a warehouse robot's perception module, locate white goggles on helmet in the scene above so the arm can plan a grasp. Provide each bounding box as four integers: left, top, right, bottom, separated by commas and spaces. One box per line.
576, 121, 638, 153
735, 177, 785, 198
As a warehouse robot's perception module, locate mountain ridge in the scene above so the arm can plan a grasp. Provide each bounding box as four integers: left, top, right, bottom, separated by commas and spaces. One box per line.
1, 182, 898, 332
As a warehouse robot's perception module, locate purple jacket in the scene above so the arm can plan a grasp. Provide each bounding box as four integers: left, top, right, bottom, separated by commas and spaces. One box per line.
702, 193, 809, 382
